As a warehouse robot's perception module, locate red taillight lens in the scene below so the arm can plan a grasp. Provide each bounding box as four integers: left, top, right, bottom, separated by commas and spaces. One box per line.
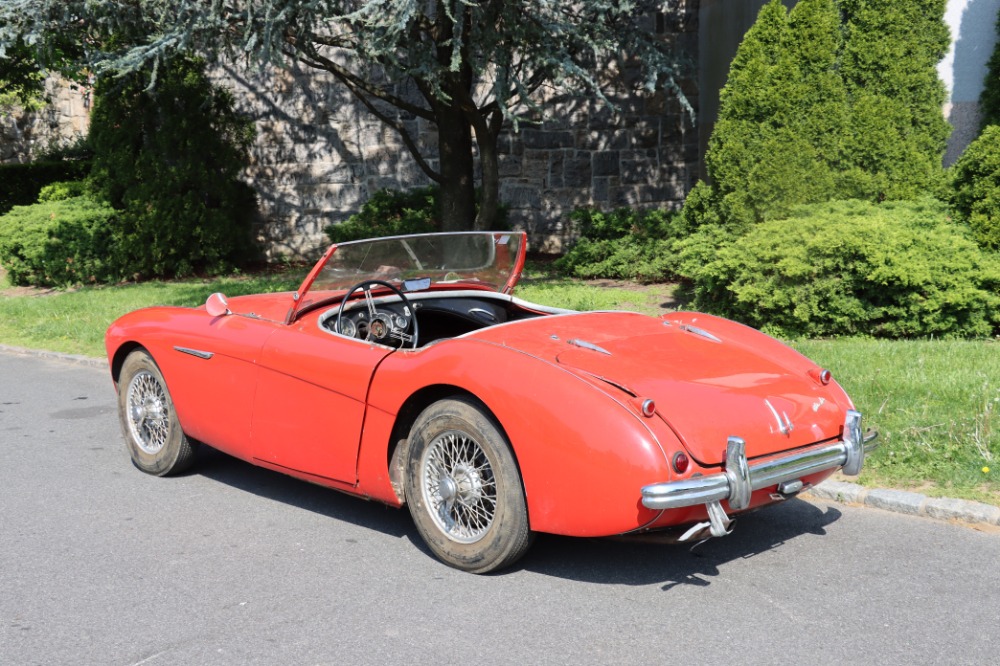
809, 368, 833, 385
641, 399, 656, 417
672, 451, 690, 474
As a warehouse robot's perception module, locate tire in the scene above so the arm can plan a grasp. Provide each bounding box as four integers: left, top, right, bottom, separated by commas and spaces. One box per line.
404, 398, 533, 573
117, 349, 197, 476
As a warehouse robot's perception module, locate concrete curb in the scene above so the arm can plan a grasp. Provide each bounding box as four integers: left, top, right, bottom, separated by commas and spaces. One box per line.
0, 344, 107, 369
806, 480, 1000, 527
3, 345, 998, 528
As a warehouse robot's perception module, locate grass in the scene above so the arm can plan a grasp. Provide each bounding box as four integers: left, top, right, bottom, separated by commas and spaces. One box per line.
1, 269, 996, 504
0, 271, 303, 357
794, 339, 999, 505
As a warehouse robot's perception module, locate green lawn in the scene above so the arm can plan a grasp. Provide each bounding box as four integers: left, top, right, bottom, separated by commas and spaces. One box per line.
1, 270, 996, 504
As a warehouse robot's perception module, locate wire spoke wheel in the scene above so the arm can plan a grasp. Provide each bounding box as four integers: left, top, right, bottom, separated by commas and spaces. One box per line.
422, 430, 498, 544
126, 370, 170, 455
117, 350, 197, 476
405, 398, 533, 573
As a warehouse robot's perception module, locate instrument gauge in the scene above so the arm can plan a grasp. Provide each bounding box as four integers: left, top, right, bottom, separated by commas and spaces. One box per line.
338, 317, 357, 338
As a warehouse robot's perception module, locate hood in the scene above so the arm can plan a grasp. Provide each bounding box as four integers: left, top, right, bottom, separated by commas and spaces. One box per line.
210, 292, 294, 323
471, 311, 851, 465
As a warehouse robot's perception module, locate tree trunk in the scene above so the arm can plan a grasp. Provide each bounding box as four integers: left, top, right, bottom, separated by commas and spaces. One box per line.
473, 122, 500, 231
435, 103, 476, 232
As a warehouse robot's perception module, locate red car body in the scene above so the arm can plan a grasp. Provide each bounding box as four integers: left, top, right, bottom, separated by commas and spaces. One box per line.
106, 231, 874, 572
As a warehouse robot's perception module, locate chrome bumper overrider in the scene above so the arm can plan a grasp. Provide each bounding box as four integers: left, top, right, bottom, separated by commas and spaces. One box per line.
641, 410, 878, 540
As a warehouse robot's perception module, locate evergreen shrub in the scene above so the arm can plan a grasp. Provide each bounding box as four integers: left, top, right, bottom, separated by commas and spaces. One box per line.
38, 180, 88, 202
950, 125, 1000, 251
0, 196, 119, 286
684, 199, 1000, 339
324, 186, 508, 243
325, 187, 440, 243
555, 207, 685, 282
88, 55, 257, 278
0, 160, 90, 215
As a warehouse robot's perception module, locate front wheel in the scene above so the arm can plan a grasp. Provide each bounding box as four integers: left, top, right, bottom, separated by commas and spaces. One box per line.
404, 399, 533, 573
117, 349, 197, 476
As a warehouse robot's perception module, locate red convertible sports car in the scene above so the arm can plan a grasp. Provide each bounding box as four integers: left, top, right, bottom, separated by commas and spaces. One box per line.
106, 231, 877, 572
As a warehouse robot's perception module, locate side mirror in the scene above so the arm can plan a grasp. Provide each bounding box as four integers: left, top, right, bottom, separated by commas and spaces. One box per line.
205, 292, 231, 317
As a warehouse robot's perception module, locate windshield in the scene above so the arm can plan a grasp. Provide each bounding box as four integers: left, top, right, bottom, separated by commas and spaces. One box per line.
291, 231, 526, 319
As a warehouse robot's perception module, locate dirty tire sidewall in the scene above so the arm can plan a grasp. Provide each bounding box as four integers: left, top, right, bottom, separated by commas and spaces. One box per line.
405, 398, 532, 573
117, 349, 196, 476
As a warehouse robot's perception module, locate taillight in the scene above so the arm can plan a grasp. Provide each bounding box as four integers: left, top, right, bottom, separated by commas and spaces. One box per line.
672, 451, 690, 474
809, 368, 832, 385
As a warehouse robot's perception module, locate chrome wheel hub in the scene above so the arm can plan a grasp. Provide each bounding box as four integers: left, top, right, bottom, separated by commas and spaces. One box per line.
421, 430, 497, 544
126, 370, 169, 455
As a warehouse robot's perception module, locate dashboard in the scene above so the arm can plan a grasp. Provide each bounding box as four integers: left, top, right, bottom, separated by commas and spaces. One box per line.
318, 294, 518, 348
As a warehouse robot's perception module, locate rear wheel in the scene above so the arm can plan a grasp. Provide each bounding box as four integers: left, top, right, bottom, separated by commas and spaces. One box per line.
404, 399, 532, 573
117, 349, 197, 476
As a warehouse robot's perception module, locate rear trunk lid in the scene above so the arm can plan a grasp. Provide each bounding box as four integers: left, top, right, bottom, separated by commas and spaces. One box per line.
472, 311, 849, 465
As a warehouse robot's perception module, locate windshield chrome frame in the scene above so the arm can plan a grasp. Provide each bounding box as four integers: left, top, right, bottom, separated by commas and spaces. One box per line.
287, 231, 526, 324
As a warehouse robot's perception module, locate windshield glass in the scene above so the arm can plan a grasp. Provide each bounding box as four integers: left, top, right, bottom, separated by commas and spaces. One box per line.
309, 232, 525, 294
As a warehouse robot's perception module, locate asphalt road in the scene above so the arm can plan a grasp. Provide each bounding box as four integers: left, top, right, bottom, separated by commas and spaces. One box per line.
2, 351, 999, 666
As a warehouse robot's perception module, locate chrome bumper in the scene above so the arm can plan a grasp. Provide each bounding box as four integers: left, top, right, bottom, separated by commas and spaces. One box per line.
641, 410, 877, 538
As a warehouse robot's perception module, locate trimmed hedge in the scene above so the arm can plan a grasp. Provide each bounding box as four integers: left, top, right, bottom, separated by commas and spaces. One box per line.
0, 160, 90, 216
680, 199, 1000, 339
555, 207, 686, 282
325, 187, 439, 243
0, 195, 119, 286
325, 186, 508, 243
950, 125, 1000, 251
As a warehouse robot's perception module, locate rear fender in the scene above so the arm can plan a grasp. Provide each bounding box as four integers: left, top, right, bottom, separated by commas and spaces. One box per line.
363, 339, 675, 537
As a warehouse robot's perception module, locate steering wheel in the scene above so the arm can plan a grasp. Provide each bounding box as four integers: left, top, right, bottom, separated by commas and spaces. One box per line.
335, 280, 419, 349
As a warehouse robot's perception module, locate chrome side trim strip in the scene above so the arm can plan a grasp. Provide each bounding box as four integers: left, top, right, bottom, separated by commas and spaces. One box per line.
173, 346, 214, 360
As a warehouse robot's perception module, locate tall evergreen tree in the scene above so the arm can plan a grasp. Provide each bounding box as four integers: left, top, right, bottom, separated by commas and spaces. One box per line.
685, 0, 950, 230
978, 7, 1000, 130
840, 0, 951, 199
696, 0, 847, 229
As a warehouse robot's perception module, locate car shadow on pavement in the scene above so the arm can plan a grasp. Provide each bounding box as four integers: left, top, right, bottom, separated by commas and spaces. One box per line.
518, 499, 843, 588
193, 446, 416, 539
192, 446, 842, 585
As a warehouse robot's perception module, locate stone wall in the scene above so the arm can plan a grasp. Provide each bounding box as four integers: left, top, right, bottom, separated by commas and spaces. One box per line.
215, 2, 700, 257
0, 77, 90, 163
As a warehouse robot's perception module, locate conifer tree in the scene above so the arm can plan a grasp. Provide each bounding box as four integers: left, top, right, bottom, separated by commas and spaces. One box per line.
839, 0, 951, 199
697, 0, 847, 229
686, 0, 950, 229
978, 7, 1000, 130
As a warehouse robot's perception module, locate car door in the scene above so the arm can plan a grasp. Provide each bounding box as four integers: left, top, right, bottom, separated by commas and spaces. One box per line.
148, 310, 279, 461
250, 321, 395, 484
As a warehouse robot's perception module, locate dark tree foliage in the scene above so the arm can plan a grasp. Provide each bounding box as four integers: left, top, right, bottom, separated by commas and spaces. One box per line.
0, 1, 691, 233
0, 37, 46, 106
950, 124, 1000, 251
88, 55, 257, 278
980, 7, 1000, 130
